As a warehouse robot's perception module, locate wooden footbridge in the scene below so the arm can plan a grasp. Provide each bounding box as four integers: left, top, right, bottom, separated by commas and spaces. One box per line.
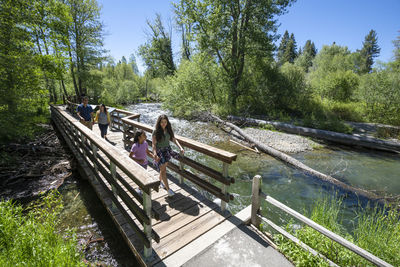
51, 102, 393, 267
51, 103, 246, 266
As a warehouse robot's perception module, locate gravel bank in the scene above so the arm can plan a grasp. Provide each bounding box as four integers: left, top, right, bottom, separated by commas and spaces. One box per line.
240, 127, 321, 153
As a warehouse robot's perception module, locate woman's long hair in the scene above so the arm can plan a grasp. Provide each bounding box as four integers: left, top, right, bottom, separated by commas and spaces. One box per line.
133, 129, 145, 144
154, 114, 174, 142
100, 103, 107, 113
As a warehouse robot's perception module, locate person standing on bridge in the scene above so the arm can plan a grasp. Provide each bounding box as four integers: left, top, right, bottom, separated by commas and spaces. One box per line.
152, 115, 184, 197
129, 130, 154, 169
76, 96, 94, 130
94, 104, 111, 139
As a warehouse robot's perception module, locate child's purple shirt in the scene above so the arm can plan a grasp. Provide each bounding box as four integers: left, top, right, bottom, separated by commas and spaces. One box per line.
130, 141, 148, 166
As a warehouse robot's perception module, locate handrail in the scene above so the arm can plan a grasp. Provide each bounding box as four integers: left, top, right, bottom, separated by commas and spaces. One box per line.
55, 105, 159, 191
250, 175, 393, 267
51, 105, 159, 258
121, 113, 237, 211
121, 119, 237, 164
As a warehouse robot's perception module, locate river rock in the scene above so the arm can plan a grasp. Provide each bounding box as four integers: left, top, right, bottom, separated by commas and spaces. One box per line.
241, 127, 321, 153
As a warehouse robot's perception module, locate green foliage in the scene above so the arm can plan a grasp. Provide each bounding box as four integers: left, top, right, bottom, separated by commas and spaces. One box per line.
138, 14, 175, 78
174, 0, 295, 110
277, 30, 290, 65
319, 70, 360, 102
274, 195, 400, 266
308, 44, 360, 101
357, 64, 400, 125
294, 40, 316, 72
298, 98, 355, 134
163, 53, 228, 117
0, 191, 85, 266
359, 29, 380, 74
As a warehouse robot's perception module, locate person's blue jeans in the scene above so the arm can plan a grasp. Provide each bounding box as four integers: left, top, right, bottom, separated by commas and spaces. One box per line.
99, 123, 108, 138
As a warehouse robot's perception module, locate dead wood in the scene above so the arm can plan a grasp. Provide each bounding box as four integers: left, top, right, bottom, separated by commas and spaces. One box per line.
211, 114, 397, 205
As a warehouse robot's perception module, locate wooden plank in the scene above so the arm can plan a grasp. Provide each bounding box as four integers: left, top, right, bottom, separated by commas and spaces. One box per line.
168, 162, 232, 203
179, 156, 235, 185
161, 207, 249, 267
154, 203, 217, 239
152, 209, 229, 262
152, 190, 208, 225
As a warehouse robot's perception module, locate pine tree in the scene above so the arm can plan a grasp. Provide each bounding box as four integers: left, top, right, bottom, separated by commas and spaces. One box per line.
277, 30, 289, 64
283, 33, 297, 63
360, 29, 380, 73
304, 40, 317, 58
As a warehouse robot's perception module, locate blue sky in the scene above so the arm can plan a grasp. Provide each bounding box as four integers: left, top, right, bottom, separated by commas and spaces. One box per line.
98, 0, 400, 73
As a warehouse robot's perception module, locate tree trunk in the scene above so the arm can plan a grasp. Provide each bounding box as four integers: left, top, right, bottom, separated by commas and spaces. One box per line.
211, 115, 396, 205
228, 115, 400, 153
68, 47, 80, 99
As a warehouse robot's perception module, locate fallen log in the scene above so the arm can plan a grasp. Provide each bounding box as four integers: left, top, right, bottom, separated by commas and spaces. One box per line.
229, 139, 260, 154
228, 115, 400, 153
212, 114, 395, 204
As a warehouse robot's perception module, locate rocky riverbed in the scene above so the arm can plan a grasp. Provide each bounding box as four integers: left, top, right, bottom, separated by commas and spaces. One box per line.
234, 127, 322, 154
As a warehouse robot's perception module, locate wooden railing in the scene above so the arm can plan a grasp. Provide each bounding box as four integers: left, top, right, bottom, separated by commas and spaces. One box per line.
250, 175, 393, 267
66, 100, 140, 131
121, 115, 237, 211
51, 105, 159, 258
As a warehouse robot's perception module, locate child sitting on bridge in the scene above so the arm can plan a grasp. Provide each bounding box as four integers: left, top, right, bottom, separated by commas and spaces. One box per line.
152, 114, 184, 197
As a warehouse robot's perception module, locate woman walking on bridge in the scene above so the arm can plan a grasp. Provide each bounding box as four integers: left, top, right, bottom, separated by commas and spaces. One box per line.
153, 115, 184, 197
94, 104, 111, 139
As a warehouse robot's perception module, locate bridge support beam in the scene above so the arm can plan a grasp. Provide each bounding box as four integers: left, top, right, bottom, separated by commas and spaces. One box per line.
251, 175, 262, 227
143, 190, 153, 258
221, 162, 229, 211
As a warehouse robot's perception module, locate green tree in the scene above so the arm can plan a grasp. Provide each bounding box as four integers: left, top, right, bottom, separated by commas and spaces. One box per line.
65, 0, 105, 98
128, 53, 139, 75
295, 40, 316, 72
393, 31, 400, 67
358, 65, 400, 125
0, 0, 43, 114
309, 44, 360, 101
174, 0, 295, 110
284, 33, 297, 63
277, 30, 289, 64
138, 14, 176, 78
359, 29, 380, 73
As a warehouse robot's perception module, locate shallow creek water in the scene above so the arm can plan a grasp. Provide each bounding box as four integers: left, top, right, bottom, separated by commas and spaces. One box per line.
57, 103, 400, 265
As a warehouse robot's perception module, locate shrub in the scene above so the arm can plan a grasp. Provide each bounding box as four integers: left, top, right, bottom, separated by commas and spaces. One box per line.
358, 67, 400, 125
0, 191, 85, 266
273, 195, 400, 266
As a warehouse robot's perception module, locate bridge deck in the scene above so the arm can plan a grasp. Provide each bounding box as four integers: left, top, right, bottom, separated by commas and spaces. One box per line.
85, 121, 233, 265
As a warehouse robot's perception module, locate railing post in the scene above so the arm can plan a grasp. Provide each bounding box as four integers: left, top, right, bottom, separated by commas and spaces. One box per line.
123, 122, 128, 150
81, 134, 87, 158
221, 162, 229, 211
179, 151, 185, 184
92, 143, 98, 173
143, 190, 153, 258
251, 175, 262, 227
110, 161, 118, 210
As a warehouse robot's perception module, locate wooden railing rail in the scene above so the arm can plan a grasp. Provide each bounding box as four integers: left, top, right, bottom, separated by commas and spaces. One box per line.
66, 100, 141, 132
51, 105, 159, 258
121, 117, 237, 211
250, 175, 393, 267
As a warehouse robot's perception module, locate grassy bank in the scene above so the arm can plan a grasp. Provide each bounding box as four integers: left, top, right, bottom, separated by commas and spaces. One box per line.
272, 196, 400, 266
0, 191, 85, 266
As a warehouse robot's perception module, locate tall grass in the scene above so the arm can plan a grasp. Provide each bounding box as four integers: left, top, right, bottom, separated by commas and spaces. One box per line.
273, 195, 400, 266
0, 191, 85, 266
